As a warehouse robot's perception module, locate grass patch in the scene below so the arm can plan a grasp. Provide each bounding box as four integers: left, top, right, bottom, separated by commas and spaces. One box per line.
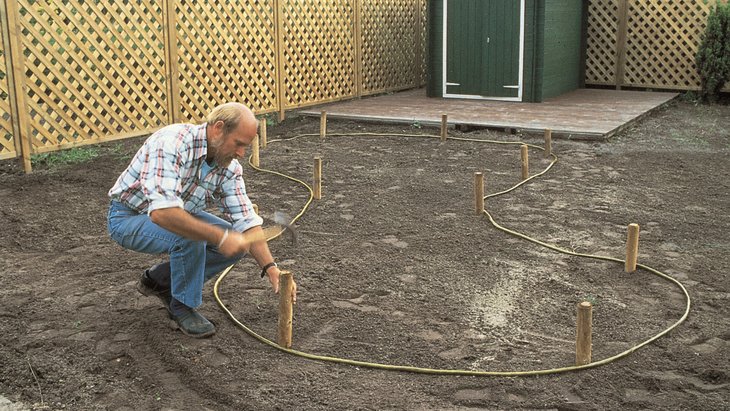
108, 142, 133, 161
31, 146, 100, 169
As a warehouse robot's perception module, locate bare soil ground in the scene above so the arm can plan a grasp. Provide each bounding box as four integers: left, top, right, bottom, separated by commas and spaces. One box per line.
0, 98, 728, 410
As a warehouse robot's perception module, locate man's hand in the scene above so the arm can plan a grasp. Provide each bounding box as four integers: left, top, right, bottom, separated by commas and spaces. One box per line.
219, 226, 279, 258
266, 266, 297, 304
218, 230, 251, 257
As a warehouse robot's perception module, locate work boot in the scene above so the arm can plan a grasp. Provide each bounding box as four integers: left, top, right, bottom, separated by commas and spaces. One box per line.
168, 298, 216, 338
136, 267, 172, 310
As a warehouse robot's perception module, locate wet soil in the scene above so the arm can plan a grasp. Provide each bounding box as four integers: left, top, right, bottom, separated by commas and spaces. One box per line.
0, 98, 728, 410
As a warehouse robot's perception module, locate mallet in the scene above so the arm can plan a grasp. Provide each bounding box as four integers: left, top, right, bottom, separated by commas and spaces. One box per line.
241, 213, 297, 246
273, 210, 298, 246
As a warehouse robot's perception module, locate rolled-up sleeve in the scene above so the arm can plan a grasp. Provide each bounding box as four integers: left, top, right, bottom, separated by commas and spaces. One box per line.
140, 139, 185, 214
219, 164, 263, 232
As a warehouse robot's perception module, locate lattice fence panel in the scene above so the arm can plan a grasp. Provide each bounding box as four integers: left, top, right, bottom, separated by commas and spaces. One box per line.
586, 0, 727, 91
624, 0, 716, 90
585, 0, 618, 86
361, 0, 421, 95
0, 24, 16, 159
15, 0, 167, 151
281, 0, 356, 109
176, 1, 278, 122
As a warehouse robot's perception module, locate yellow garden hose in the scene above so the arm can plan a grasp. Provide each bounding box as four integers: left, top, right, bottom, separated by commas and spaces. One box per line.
212, 130, 691, 376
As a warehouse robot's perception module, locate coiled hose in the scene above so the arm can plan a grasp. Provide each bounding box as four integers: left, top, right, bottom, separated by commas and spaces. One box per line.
213, 131, 691, 376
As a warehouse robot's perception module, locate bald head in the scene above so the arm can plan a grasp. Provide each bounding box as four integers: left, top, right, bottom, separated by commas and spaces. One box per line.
206, 102, 258, 167
207, 102, 258, 137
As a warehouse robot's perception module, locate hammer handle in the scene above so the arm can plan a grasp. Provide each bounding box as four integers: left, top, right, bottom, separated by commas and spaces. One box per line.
242, 225, 283, 245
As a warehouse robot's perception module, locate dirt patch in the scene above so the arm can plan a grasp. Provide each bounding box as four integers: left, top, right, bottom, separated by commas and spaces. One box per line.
1, 99, 729, 410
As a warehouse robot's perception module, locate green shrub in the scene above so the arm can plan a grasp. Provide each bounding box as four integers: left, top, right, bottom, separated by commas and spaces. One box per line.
695, 1, 730, 103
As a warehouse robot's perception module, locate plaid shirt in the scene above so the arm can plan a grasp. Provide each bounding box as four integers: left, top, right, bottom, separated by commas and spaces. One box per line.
108, 122, 263, 232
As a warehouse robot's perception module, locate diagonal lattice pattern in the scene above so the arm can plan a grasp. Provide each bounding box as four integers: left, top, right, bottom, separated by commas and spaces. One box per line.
15, 0, 167, 150
361, 0, 424, 95
281, 0, 356, 109
175, 1, 278, 122
585, 0, 618, 86
624, 0, 715, 90
585, 0, 726, 91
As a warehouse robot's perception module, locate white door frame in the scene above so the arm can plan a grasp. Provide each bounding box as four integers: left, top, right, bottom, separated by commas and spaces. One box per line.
442, 0, 525, 101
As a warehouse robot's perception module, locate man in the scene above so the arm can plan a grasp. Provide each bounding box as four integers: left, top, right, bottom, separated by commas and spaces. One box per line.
107, 102, 296, 338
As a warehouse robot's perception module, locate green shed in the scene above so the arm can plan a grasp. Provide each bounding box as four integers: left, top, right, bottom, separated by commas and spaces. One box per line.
427, 0, 588, 102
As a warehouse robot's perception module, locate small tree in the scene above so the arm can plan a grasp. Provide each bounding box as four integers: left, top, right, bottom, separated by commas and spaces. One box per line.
696, 1, 730, 103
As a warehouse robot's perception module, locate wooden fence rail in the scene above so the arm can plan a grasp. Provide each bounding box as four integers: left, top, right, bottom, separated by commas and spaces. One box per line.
0, 0, 724, 172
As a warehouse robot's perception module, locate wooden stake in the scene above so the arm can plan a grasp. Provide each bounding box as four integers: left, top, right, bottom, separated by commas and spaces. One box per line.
440, 114, 448, 142
251, 135, 260, 167
320, 111, 327, 139
576, 301, 593, 366
625, 223, 640, 272
313, 157, 322, 199
278, 270, 294, 348
520, 144, 529, 180
544, 129, 552, 157
474, 172, 484, 214
260, 119, 267, 149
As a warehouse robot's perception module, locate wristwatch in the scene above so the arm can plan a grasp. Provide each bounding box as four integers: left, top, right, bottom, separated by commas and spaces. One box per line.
260, 262, 277, 278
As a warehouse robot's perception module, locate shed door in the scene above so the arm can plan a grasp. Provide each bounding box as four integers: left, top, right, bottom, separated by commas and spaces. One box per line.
444, 0, 522, 100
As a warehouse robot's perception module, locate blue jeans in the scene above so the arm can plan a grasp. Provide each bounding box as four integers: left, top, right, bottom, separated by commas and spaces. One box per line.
107, 200, 243, 308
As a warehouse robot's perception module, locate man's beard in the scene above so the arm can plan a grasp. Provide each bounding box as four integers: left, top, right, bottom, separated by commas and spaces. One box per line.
215, 152, 234, 167
209, 138, 234, 167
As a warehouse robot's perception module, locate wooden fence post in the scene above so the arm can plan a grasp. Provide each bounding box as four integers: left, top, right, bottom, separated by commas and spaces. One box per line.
1, 0, 33, 173
354, 0, 362, 98
615, 0, 629, 90
413, 0, 423, 88
163, 0, 181, 123
274, 0, 287, 122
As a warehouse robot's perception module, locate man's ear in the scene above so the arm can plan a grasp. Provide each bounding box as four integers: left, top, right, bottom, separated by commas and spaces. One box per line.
212, 120, 225, 133
209, 121, 226, 140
